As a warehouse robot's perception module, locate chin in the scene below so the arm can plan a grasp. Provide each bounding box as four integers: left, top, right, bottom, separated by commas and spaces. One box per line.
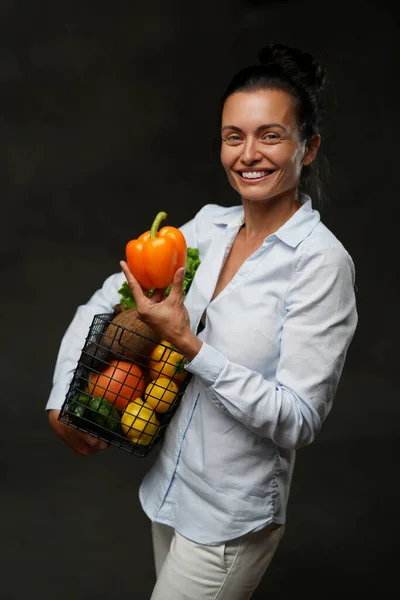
239, 187, 278, 203
237, 182, 297, 206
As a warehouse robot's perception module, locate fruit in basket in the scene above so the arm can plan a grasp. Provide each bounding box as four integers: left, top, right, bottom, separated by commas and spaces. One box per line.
125, 211, 187, 290
148, 341, 187, 383
68, 392, 91, 422
80, 341, 113, 373
102, 308, 161, 362
87, 359, 145, 412
121, 399, 160, 445
87, 397, 121, 432
144, 376, 179, 413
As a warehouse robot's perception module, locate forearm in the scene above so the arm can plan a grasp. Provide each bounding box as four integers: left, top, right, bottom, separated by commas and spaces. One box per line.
46, 304, 107, 410
170, 330, 203, 363
46, 272, 124, 410
185, 342, 320, 449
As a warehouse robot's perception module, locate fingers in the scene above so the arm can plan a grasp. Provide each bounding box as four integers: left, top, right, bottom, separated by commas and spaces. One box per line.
168, 267, 186, 302
120, 260, 145, 306
70, 435, 108, 456
58, 424, 109, 456
73, 442, 108, 457
79, 431, 108, 451
72, 443, 105, 457
150, 287, 167, 302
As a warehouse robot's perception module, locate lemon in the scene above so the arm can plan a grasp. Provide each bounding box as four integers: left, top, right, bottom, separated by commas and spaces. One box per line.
148, 342, 187, 383
121, 399, 160, 446
144, 377, 179, 413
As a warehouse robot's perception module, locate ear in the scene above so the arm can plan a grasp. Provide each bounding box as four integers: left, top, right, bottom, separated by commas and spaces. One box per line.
302, 134, 321, 166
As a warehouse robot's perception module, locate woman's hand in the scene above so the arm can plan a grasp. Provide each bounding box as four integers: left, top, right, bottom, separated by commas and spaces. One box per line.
120, 261, 202, 361
48, 409, 108, 456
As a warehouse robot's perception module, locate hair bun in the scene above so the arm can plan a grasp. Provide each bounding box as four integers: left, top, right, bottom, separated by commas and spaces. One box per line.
258, 43, 327, 94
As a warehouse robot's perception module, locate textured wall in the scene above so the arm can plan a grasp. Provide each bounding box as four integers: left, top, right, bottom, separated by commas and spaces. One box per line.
1, 1, 398, 598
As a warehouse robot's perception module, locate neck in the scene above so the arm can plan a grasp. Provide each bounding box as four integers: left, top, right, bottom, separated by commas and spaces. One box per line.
240, 191, 302, 240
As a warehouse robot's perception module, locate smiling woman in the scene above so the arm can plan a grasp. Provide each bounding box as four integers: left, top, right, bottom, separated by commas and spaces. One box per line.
220, 88, 317, 233
46, 43, 358, 600
220, 43, 327, 207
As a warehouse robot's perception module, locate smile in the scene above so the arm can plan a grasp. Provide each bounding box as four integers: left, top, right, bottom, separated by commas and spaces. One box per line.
237, 170, 275, 182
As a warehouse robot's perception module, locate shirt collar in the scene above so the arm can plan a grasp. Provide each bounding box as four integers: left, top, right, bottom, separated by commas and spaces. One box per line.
212, 194, 320, 248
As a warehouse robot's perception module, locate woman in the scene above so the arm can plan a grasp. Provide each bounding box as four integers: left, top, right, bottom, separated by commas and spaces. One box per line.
47, 44, 358, 599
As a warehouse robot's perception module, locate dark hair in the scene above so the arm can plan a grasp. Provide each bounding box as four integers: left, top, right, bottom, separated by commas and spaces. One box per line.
220, 44, 329, 206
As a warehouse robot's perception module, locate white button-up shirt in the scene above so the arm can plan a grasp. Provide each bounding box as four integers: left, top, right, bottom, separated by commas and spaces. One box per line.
46, 197, 358, 545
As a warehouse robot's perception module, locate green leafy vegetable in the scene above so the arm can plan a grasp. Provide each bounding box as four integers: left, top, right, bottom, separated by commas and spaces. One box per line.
118, 247, 200, 310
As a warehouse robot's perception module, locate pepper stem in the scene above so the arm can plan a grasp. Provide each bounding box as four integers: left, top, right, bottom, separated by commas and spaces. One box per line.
150, 211, 167, 238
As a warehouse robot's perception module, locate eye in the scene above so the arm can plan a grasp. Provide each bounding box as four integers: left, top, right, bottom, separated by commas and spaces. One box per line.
261, 133, 280, 143
223, 134, 242, 145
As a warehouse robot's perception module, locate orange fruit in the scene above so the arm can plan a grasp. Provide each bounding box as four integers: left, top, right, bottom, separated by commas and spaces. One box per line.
87, 359, 145, 412
144, 377, 179, 413
148, 341, 187, 383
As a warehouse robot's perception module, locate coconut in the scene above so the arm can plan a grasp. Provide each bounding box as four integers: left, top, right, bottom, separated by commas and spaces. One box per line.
101, 308, 161, 364
80, 340, 112, 373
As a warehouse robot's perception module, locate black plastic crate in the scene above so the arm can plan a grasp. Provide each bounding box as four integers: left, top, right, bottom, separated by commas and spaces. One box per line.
58, 313, 191, 457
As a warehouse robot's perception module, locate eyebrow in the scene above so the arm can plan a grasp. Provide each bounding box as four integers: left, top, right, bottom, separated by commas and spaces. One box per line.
221, 123, 288, 133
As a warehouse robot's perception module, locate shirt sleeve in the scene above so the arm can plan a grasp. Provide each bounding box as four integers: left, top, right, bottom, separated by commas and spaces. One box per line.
45, 272, 125, 411
185, 245, 358, 450
179, 217, 197, 248
178, 203, 223, 250
46, 208, 203, 412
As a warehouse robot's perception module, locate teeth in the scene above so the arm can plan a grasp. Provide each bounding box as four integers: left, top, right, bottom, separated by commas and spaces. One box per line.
241, 171, 269, 179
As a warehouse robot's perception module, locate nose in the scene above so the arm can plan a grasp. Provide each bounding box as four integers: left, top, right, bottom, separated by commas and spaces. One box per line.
241, 137, 262, 164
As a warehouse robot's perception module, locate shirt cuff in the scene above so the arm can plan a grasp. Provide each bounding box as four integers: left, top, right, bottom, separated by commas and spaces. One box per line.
184, 342, 227, 386
45, 382, 69, 411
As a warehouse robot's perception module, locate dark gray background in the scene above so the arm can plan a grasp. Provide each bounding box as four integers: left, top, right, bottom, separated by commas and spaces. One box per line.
2, 0, 398, 598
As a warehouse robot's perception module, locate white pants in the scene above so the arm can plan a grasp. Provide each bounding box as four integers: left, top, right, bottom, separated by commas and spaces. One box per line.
150, 521, 285, 600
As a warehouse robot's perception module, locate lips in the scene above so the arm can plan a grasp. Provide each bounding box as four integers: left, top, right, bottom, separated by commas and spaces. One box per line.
236, 169, 275, 182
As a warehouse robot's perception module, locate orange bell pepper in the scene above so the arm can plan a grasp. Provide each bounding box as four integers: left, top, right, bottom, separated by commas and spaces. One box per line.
125, 211, 187, 290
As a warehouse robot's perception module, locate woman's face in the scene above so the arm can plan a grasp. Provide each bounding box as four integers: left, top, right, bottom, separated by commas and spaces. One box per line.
220, 88, 318, 204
